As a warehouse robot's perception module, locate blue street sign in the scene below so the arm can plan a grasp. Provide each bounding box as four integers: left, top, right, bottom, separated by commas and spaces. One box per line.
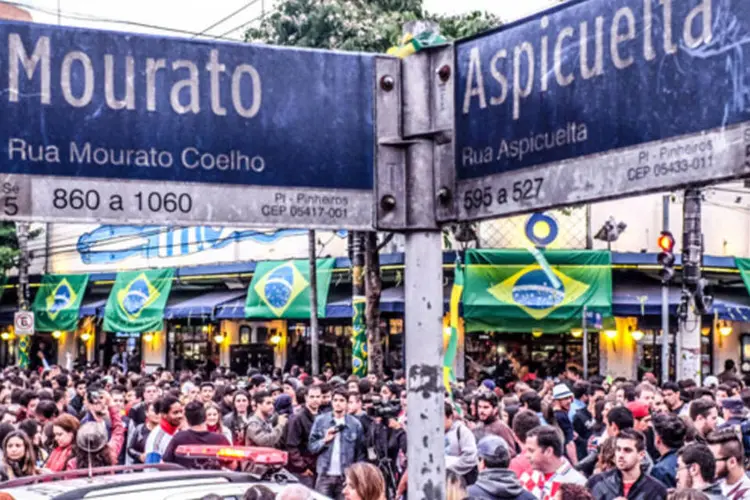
0, 21, 376, 229
585, 310, 603, 330
455, 0, 750, 221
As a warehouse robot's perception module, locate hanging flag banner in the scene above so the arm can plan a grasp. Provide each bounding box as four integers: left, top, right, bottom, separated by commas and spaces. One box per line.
33, 274, 89, 332
245, 259, 335, 319
103, 268, 174, 332
463, 249, 612, 333
445, 257, 464, 397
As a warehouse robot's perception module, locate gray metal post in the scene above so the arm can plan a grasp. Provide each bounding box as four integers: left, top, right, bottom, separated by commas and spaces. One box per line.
661, 195, 670, 383
405, 231, 445, 499
308, 229, 319, 376
374, 21, 454, 498
582, 305, 588, 379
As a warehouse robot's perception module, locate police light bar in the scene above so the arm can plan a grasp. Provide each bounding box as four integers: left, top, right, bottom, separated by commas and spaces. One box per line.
174, 445, 288, 466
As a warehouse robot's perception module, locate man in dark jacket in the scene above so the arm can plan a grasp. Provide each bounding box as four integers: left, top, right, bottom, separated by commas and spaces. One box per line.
468, 435, 535, 500
285, 385, 321, 488
587, 429, 667, 500
650, 412, 686, 488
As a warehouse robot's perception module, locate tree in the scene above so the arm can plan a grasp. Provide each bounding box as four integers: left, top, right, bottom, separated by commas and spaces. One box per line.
247, 0, 499, 377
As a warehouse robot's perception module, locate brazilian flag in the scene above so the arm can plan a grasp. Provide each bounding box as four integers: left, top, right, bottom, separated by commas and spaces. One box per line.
33, 274, 89, 332
463, 249, 612, 333
103, 268, 175, 333
245, 259, 335, 319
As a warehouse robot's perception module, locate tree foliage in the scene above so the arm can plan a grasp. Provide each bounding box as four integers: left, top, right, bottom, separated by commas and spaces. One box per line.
245, 0, 500, 51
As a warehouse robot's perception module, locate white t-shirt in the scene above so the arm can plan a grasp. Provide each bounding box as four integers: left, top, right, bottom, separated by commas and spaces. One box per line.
327, 416, 346, 476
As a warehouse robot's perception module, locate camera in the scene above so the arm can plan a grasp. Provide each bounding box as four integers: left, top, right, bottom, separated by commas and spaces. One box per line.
368, 400, 401, 420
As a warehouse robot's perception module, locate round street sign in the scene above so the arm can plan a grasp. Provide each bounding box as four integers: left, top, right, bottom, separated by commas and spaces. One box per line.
14, 311, 34, 336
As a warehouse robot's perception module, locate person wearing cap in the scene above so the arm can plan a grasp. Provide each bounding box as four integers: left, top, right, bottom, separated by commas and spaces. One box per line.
626, 402, 651, 433
467, 435, 535, 500
719, 397, 748, 430
552, 384, 577, 465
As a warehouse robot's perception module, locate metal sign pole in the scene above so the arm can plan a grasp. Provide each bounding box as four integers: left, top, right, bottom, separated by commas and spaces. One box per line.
661, 196, 670, 383
375, 37, 455, 497
405, 231, 445, 498
582, 305, 588, 379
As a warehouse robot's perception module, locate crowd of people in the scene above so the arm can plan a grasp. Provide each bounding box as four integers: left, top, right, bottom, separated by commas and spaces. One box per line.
0, 356, 749, 500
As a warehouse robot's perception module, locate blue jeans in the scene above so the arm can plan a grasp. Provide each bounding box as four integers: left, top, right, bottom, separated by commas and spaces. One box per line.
316, 474, 345, 499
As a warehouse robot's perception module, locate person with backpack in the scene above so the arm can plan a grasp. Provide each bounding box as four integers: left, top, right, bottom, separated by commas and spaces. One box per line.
444, 401, 479, 485
468, 435, 535, 500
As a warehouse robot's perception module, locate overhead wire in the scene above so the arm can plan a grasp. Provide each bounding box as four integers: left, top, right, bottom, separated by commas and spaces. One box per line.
4, 1, 244, 41
193, 0, 263, 38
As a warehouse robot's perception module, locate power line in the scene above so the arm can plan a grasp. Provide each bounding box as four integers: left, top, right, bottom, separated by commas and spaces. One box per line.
193, 0, 262, 38
214, 7, 272, 39
6, 1, 241, 41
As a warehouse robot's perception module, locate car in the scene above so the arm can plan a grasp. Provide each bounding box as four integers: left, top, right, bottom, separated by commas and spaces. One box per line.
0, 446, 329, 500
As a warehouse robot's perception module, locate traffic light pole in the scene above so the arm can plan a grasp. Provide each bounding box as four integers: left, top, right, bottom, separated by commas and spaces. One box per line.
661, 195, 670, 383
679, 189, 704, 383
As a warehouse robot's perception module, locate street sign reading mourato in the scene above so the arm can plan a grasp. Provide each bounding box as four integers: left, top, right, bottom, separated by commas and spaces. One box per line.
0, 21, 376, 229
455, 0, 750, 221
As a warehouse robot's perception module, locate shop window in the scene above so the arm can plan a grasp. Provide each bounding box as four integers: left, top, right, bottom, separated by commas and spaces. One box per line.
239, 326, 251, 345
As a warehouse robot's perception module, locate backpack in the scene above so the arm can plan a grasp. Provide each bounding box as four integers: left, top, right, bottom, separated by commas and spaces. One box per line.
455, 424, 479, 485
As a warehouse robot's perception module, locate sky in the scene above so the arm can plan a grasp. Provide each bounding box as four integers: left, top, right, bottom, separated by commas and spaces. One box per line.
16, 0, 559, 39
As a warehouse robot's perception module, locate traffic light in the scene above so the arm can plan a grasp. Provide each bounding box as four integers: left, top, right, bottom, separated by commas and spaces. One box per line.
657, 231, 676, 283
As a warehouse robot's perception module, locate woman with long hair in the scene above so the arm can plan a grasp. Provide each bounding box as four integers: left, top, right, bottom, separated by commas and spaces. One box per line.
43, 414, 79, 472
343, 462, 386, 500
205, 402, 233, 443
223, 391, 251, 445
0, 431, 37, 480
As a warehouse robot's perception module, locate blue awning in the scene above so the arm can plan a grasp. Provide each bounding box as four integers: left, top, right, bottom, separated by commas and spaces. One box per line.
214, 297, 246, 320
613, 283, 750, 320
164, 290, 246, 320
79, 298, 107, 318
326, 286, 452, 319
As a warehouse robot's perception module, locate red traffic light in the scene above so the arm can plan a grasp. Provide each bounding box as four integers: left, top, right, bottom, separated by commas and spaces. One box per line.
657, 231, 675, 253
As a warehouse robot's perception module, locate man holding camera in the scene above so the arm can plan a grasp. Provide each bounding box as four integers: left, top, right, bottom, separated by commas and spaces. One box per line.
309, 388, 366, 499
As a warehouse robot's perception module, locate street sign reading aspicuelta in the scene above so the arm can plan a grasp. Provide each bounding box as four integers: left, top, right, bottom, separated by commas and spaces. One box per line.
454, 0, 750, 222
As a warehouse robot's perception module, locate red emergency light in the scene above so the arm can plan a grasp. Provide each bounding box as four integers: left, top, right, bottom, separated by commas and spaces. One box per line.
174, 445, 288, 466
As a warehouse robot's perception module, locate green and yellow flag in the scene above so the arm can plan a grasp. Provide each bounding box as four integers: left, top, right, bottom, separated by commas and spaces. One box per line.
33, 274, 89, 332
103, 268, 174, 332
463, 249, 612, 333
445, 257, 463, 404
245, 259, 335, 319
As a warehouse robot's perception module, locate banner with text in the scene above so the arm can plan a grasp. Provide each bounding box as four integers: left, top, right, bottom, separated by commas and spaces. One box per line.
0, 20, 376, 229
456, 0, 750, 221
